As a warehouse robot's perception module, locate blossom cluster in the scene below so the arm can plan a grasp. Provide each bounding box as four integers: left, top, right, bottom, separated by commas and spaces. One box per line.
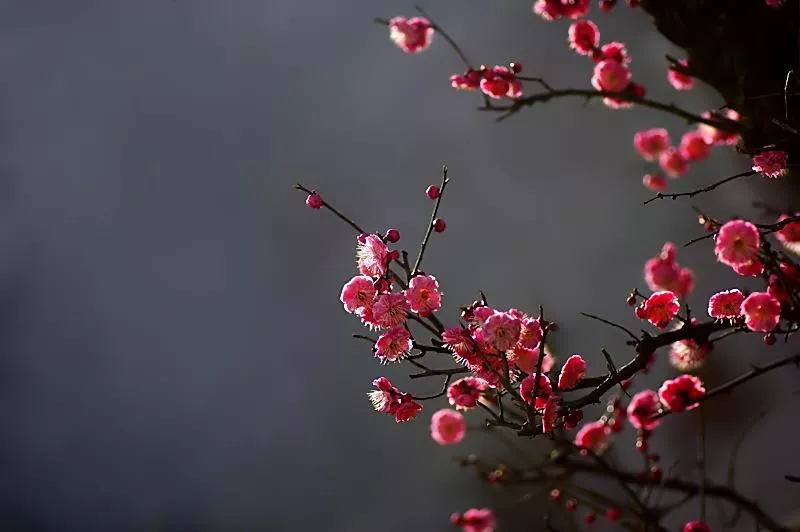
293, 4, 800, 531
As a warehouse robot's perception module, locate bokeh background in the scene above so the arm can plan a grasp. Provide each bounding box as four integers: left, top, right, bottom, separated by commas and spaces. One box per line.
0, 1, 797, 531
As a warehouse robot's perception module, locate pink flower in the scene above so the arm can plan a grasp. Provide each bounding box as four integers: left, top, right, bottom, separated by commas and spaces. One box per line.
532, 0, 590, 20
520, 374, 552, 409
558, 354, 587, 390
627, 390, 661, 430
372, 292, 410, 329
368, 377, 422, 422
443, 326, 478, 362
451, 508, 496, 532
741, 292, 781, 332
508, 345, 555, 374
356, 234, 389, 277
340, 275, 376, 314
305, 191, 323, 209
633, 128, 670, 161
447, 376, 490, 410
643, 173, 667, 191
708, 289, 744, 319
683, 521, 710, 532
697, 109, 740, 146
479, 66, 523, 100
568, 20, 599, 56
430, 409, 466, 445
515, 314, 543, 348
404, 274, 442, 315
732, 259, 764, 277
374, 326, 412, 363
388, 16, 434, 54
367, 377, 400, 414
542, 395, 560, 433
477, 312, 522, 352
451, 69, 481, 91
658, 374, 705, 412
644, 242, 695, 298
776, 213, 800, 255
667, 60, 694, 90
669, 336, 711, 372
659, 147, 687, 178
752, 150, 789, 178
594, 42, 631, 66
765, 0, 784, 6
574, 420, 610, 454
591, 60, 631, 93
679, 130, 710, 162
394, 399, 423, 422
714, 220, 761, 268
636, 291, 680, 329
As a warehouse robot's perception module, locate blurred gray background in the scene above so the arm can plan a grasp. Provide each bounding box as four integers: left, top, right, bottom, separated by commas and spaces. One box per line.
0, 1, 796, 531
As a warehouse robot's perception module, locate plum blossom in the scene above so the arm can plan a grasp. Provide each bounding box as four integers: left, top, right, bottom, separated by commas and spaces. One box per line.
644, 242, 695, 297
442, 326, 478, 363
388, 16, 434, 54
508, 345, 555, 374
451, 69, 481, 91
659, 147, 688, 178
542, 396, 560, 433
714, 220, 761, 269
591, 60, 631, 93
372, 292, 410, 329
679, 130, 710, 162
340, 275, 376, 313
356, 234, 389, 277
395, 400, 424, 422
732, 259, 764, 277
594, 42, 631, 66
367, 377, 422, 422
752, 150, 788, 178
776, 214, 800, 255
430, 409, 466, 445
558, 354, 587, 390
450, 508, 496, 532
574, 420, 611, 454
697, 109, 740, 146
404, 274, 442, 315
741, 292, 781, 332
643, 173, 667, 191
633, 128, 670, 161
374, 326, 412, 363
533, 0, 590, 20
479, 65, 523, 100
520, 373, 552, 409
517, 315, 543, 348
669, 337, 711, 372
627, 390, 661, 430
305, 191, 323, 209
683, 521, 711, 532
635, 291, 679, 329
568, 20, 599, 55
667, 59, 694, 90
658, 374, 705, 412
477, 312, 522, 352
708, 289, 744, 319
447, 376, 490, 410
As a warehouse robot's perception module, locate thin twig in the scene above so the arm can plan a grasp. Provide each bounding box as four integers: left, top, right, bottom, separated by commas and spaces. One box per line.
643, 171, 757, 205
412, 165, 449, 276
485, 88, 739, 131
295, 183, 366, 234
651, 353, 800, 420
580, 312, 639, 342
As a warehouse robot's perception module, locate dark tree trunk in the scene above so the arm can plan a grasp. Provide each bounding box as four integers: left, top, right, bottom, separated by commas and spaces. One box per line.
642, 0, 799, 156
